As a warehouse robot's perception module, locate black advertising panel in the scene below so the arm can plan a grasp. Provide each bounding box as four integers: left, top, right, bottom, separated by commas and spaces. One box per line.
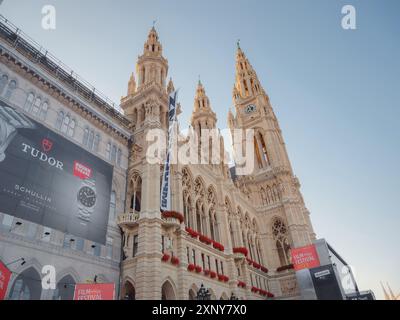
310, 264, 343, 300
0, 100, 113, 244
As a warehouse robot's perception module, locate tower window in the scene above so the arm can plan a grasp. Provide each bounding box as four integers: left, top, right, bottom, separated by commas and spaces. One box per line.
133, 235, 138, 256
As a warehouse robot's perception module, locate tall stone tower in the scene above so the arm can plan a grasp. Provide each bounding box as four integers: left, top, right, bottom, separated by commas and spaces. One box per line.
228, 43, 316, 270
119, 26, 170, 299
117, 28, 317, 300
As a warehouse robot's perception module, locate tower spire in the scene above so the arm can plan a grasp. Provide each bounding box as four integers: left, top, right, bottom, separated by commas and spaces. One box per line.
234, 43, 263, 99
191, 79, 216, 129
143, 25, 163, 56
133, 26, 168, 90
127, 72, 136, 95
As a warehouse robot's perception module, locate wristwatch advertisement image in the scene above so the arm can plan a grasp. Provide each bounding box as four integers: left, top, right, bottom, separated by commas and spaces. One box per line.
0, 99, 113, 245
77, 178, 97, 223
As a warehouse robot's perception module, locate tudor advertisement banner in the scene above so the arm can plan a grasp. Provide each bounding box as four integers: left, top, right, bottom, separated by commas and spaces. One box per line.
0, 100, 113, 244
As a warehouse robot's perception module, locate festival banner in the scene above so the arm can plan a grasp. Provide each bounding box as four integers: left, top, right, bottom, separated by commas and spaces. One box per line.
291, 244, 321, 271
73, 283, 115, 300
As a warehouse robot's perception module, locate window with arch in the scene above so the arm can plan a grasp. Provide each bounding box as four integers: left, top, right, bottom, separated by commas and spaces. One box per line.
25, 92, 35, 111
4, 79, 17, 100
8, 267, 42, 300
52, 275, 76, 300
183, 193, 192, 228
129, 174, 142, 214
83, 127, 101, 152
0, 74, 9, 94
207, 186, 218, 241
272, 218, 291, 266
23, 92, 49, 120
40, 101, 49, 120
106, 142, 111, 160
106, 141, 122, 166
32, 96, 42, 115
195, 200, 203, 234
55, 110, 76, 137
117, 148, 122, 166
254, 131, 270, 168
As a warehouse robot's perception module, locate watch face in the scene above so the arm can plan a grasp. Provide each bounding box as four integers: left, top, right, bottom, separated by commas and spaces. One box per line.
245, 104, 256, 114
77, 186, 96, 208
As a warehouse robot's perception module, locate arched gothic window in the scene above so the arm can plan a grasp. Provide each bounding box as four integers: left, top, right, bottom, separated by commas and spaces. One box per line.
4, 79, 17, 99
272, 218, 291, 266
56, 110, 76, 137
0, 74, 9, 94
195, 200, 203, 234
25, 92, 35, 111
129, 174, 142, 214
52, 275, 76, 300
9, 267, 42, 300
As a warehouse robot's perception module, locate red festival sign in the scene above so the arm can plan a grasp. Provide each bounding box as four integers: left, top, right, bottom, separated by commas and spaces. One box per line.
0, 260, 12, 300
73, 283, 115, 300
291, 244, 321, 271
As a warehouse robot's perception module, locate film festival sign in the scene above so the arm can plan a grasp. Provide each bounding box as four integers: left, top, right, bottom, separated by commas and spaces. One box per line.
291, 244, 321, 271
0, 100, 113, 244
73, 283, 115, 300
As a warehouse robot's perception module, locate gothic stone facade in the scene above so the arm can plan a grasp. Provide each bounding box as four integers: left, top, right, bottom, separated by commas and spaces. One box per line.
0, 21, 316, 300
118, 28, 316, 300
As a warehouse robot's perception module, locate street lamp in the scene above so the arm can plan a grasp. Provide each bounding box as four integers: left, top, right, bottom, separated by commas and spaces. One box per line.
196, 283, 211, 300
230, 292, 239, 300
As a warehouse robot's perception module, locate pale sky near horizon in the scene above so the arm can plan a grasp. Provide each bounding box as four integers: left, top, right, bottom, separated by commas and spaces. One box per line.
1, 0, 399, 300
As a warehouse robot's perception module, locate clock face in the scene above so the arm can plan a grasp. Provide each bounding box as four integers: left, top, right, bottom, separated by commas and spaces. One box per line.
245, 104, 256, 114
77, 186, 96, 208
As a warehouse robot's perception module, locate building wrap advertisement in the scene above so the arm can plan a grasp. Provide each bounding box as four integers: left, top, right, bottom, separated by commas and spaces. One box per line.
0, 100, 113, 244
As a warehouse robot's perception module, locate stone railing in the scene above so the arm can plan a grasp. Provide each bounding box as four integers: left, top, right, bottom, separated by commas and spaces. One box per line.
117, 212, 139, 227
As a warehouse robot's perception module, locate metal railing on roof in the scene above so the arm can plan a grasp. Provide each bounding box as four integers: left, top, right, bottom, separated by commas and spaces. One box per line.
0, 14, 130, 127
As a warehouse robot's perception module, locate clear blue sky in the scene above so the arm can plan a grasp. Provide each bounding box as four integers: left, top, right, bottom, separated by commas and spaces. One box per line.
1, 0, 399, 299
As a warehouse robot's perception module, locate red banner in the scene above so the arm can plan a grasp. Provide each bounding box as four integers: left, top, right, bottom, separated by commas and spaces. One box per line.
0, 260, 12, 300
73, 283, 115, 300
291, 244, 321, 271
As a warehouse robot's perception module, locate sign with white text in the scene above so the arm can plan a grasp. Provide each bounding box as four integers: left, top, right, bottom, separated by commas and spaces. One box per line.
0, 100, 113, 244
73, 283, 115, 300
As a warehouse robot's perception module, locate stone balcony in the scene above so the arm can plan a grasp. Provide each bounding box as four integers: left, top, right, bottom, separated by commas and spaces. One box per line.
161, 216, 181, 228
161, 211, 183, 229
117, 211, 139, 228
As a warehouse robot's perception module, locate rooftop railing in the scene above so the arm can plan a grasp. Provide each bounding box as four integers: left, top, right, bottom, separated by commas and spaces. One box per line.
0, 14, 131, 128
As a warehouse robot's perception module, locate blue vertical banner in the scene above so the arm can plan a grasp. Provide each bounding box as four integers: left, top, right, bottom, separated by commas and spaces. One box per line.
160, 91, 177, 212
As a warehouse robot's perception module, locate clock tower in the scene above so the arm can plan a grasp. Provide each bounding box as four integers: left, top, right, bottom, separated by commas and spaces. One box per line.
228, 43, 316, 255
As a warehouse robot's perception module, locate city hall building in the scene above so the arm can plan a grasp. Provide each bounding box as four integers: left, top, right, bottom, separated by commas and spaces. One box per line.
0, 16, 316, 300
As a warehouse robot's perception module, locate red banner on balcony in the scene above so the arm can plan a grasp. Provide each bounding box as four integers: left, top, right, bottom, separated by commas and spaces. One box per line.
291, 244, 320, 271
0, 260, 11, 300
73, 283, 115, 300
